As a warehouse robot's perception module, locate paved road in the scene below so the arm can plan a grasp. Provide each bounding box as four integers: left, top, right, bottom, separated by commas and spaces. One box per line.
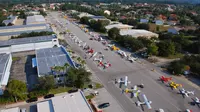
48, 11, 200, 112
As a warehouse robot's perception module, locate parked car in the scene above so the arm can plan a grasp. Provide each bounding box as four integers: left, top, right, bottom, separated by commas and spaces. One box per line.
68, 88, 78, 93
26, 97, 38, 103
20, 108, 26, 112
44, 94, 54, 99
98, 103, 110, 109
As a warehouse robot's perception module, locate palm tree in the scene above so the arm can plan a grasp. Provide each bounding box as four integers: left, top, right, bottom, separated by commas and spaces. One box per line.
77, 57, 82, 62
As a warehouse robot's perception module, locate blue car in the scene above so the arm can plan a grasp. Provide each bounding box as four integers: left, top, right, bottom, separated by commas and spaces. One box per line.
98, 103, 110, 109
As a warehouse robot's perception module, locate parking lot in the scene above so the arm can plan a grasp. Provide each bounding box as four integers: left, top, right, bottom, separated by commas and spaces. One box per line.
84, 88, 125, 112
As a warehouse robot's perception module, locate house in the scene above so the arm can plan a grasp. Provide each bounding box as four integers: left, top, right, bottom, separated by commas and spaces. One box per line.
37, 91, 93, 112
140, 19, 149, 23
35, 46, 76, 83
0, 53, 12, 95
120, 29, 159, 39
2, 16, 18, 26
167, 21, 178, 26
0, 35, 59, 54
155, 20, 164, 25
168, 27, 181, 34
105, 23, 133, 31
104, 10, 111, 15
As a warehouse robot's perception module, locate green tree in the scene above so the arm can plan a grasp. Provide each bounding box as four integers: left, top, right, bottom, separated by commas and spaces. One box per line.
147, 43, 158, 55
157, 41, 175, 57
108, 27, 120, 40
66, 67, 91, 88
7, 80, 27, 102
37, 76, 55, 91
137, 23, 149, 30
80, 16, 90, 25
168, 61, 185, 75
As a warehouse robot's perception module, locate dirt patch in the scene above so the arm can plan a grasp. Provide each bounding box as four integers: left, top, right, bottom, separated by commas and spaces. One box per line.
10, 51, 36, 83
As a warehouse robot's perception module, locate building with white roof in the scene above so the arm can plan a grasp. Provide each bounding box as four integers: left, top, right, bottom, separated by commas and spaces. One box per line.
0, 24, 52, 40
0, 35, 59, 54
0, 53, 12, 95
120, 29, 159, 38
26, 15, 46, 25
37, 91, 93, 112
105, 23, 133, 31
1, 107, 20, 112
78, 12, 94, 18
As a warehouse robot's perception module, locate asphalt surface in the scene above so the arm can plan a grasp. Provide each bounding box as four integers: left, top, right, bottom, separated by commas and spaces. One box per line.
47, 11, 200, 112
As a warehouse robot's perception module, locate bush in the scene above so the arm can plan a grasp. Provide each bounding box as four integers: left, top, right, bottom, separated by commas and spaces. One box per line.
95, 83, 103, 89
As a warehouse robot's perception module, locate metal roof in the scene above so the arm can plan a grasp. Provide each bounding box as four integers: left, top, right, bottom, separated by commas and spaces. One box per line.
26, 15, 46, 25
51, 91, 92, 112
1, 107, 20, 112
0, 53, 10, 82
105, 23, 133, 30
0, 35, 55, 47
120, 29, 159, 38
0, 23, 47, 30
36, 46, 76, 76
0, 29, 52, 36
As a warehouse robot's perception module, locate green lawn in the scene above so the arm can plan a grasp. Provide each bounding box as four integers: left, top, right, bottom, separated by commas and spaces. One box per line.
12, 57, 21, 62
166, 53, 184, 59
85, 94, 95, 99
48, 87, 72, 94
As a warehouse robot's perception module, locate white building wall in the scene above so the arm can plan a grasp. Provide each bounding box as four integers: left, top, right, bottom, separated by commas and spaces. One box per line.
0, 39, 59, 54
0, 47, 10, 54
11, 43, 35, 52
1, 54, 12, 85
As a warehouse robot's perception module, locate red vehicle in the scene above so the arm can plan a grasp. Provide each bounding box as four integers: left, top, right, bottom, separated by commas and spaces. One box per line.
87, 49, 94, 54
159, 76, 172, 83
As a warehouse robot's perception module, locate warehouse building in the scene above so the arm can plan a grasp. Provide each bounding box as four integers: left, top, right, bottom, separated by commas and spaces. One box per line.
120, 29, 159, 38
37, 91, 93, 112
34, 46, 76, 83
26, 15, 46, 25
105, 23, 133, 31
0, 24, 52, 40
2, 16, 18, 26
0, 35, 59, 54
0, 53, 12, 95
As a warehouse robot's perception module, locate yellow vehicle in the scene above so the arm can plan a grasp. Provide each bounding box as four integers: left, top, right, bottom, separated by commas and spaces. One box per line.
169, 81, 182, 89
85, 29, 88, 33
111, 45, 120, 51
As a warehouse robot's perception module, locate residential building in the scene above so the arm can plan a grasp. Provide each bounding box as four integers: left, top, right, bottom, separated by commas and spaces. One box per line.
2, 16, 18, 26
0, 24, 52, 40
37, 91, 93, 112
168, 27, 180, 34
26, 15, 46, 25
140, 19, 149, 23
155, 20, 164, 25
0, 53, 12, 95
0, 35, 59, 54
120, 29, 159, 38
105, 23, 133, 31
35, 46, 76, 83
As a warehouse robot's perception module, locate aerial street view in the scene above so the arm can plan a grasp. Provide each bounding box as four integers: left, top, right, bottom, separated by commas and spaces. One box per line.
0, 0, 200, 112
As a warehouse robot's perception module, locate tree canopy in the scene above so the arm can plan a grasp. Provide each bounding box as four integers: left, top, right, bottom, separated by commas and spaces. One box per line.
66, 67, 91, 88
7, 80, 27, 102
